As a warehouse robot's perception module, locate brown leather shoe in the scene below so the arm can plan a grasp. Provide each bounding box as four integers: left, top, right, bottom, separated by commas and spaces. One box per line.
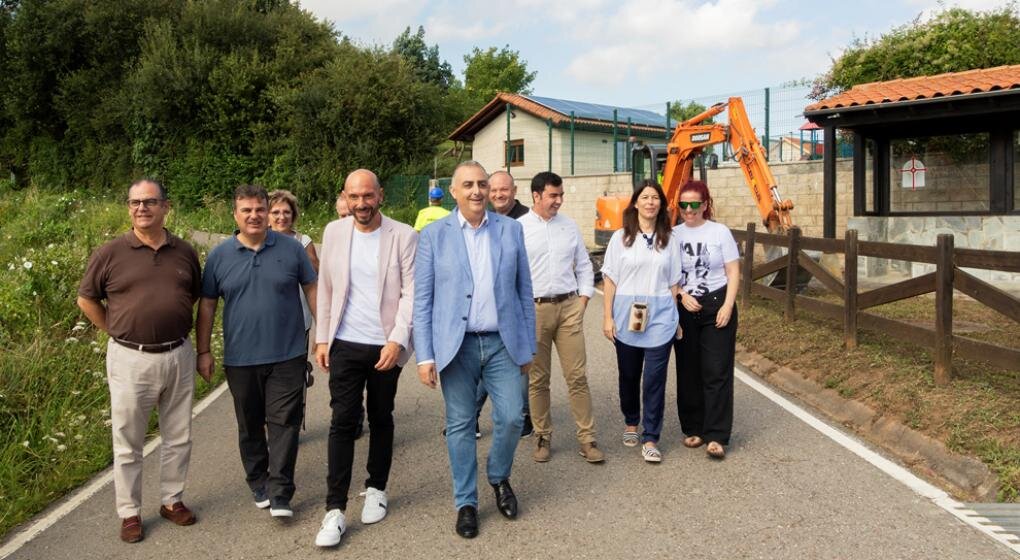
579, 441, 605, 463
120, 516, 143, 543
159, 502, 196, 526
532, 435, 551, 462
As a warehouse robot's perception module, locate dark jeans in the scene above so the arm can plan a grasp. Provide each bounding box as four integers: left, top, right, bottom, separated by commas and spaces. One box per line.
674, 286, 738, 445
615, 338, 672, 443
224, 355, 306, 501
326, 340, 401, 511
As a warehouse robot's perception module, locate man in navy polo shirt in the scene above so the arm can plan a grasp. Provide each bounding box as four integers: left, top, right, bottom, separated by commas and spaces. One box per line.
196, 184, 317, 518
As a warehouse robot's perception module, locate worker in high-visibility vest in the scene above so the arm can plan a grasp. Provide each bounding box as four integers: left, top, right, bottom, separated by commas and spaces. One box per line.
413, 187, 451, 231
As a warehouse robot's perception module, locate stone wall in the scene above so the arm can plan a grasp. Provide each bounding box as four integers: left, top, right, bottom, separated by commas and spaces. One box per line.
847, 215, 1020, 287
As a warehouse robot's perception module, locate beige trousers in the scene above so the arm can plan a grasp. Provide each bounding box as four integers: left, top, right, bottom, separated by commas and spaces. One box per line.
106, 339, 195, 518
529, 295, 596, 443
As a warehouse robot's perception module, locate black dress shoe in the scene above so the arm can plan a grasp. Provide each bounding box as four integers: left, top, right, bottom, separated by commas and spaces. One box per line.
455, 505, 478, 538
491, 480, 518, 519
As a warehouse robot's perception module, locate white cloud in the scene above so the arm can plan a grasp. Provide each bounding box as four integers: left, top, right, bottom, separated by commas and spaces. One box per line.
297, 0, 429, 43
425, 15, 504, 42
565, 0, 803, 87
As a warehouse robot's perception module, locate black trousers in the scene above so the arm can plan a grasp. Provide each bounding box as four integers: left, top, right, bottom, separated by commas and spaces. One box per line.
673, 286, 738, 445
326, 339, 401, 511
224, 355, 306, 501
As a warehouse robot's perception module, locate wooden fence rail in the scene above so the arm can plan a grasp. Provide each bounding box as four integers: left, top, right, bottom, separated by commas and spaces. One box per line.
731, 223, 1020, 385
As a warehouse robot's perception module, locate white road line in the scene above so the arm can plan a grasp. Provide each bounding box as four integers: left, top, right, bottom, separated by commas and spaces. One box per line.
597, 286, 1018, 555
734, 367, 1020, 556
0, 382, 231, 559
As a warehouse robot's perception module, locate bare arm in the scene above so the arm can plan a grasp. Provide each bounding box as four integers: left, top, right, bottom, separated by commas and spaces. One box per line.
305, 242, 320, 274
302, 282, 317, 324
195, 297, 218, 381
601, 277, 617, 342
716, 260, 741, 328
76, 296, 108, 333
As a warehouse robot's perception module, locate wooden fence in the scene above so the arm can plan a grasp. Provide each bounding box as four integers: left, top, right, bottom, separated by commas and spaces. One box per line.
732, 224, 1020, 385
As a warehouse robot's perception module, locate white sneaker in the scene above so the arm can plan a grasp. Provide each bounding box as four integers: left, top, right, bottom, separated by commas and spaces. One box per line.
359, 487, 388, 524
315, 509, 346, 547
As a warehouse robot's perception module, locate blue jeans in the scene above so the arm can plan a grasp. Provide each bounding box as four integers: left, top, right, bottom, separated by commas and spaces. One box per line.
440, 333, 524, 509
615, 339, 671, 444
474, 367, 529, 417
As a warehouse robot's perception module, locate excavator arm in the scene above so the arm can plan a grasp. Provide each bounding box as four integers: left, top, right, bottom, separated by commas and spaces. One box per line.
594, 96, 795, 245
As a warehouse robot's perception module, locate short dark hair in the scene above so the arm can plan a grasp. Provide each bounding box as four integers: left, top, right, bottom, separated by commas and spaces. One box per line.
233, 184, 269, 209
530, 171, 562, 195
128, 178, 167, 200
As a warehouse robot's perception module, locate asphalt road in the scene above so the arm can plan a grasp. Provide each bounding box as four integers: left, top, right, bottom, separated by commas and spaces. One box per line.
6, 293, 1015, 559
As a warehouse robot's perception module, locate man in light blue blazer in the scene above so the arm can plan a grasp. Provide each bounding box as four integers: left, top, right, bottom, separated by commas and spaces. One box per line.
414, 161, 536, 539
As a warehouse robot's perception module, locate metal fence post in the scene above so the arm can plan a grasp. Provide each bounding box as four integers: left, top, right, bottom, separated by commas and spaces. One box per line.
741, 222, 756, 307
626, 117, 632, 172
505, 103, 511, 168
570, 111, 575, 176
612, 109, 618, 172
547, 118, 553, 172
665, 101, 671, 140
764, 87, 770, 161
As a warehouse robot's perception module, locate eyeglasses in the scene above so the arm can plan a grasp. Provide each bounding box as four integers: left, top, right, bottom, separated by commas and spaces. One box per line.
678, 201, 702, 210
127, 198, 164, 209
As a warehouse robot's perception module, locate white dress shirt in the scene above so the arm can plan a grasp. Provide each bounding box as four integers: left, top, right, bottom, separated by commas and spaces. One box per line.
457, 210, 499, 332
518, 210, 594, 298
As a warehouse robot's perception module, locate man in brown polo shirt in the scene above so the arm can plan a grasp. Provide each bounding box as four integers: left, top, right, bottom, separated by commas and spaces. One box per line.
77, 179, 203, 544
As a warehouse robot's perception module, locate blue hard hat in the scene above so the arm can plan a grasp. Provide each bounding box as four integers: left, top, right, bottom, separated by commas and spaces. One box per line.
428, 187, 444, 199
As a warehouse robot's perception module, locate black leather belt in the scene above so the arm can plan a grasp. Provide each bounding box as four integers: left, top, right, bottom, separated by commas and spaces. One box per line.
114, 337, 186, 354
534, 291, 577, 304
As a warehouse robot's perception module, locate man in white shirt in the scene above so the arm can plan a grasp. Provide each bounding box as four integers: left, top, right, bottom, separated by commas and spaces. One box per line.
313, 169, 417, 547
517, 171, 603, 464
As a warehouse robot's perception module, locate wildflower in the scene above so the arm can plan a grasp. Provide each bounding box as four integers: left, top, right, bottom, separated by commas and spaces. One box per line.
55, 432, 65, 437
71, 390, 81, 396
47, 243, 55, 249
103, 418, 113, 427
47, 436, 58, 444
74, 434, 83, 440
65, 337, 78, 344
50, 260, 58, 266
22, 261, 32, 270
7, 263, 13, 271
76, 414, 86, 422
56, 444, 67, 452
22, 441, 29, 448
93, 347, 102, 354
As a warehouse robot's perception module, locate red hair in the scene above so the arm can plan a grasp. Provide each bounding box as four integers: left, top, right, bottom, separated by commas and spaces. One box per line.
679, 180, 714, 220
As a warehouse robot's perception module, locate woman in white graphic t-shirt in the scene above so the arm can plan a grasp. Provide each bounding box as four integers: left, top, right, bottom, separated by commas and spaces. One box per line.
672, 180, 740, 460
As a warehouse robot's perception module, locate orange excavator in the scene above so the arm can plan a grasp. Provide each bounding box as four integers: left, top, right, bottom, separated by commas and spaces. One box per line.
594, 97, 795, 244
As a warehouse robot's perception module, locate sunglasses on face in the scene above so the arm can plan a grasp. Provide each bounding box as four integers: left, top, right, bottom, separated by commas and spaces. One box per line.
679, 201, 703, 210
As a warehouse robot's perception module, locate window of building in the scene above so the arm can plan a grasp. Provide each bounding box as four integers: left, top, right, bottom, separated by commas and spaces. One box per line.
505, 139, 524, 167
887, 133, 990, 213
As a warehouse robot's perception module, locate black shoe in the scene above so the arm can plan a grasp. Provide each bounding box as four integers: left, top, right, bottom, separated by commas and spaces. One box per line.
269, 497, 293, 518
520, 414, 534, 438
491, 480, 518, 519
455, 505, 478, 538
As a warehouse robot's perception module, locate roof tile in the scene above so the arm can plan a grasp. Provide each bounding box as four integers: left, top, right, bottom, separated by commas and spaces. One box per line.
805, 64, 1020, 112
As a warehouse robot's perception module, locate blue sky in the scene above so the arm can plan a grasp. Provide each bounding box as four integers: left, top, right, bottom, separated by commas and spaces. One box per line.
299, 0, 1011, 110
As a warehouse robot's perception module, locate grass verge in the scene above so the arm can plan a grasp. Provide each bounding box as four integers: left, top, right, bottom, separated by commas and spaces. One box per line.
737, 289, 1020, 501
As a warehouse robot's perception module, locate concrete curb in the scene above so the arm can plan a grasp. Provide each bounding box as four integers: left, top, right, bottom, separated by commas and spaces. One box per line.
735, 344, 1000, 502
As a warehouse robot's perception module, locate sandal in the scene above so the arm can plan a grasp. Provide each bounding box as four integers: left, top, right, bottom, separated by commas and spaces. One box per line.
622, 430, 639, 448
642, 444, 662, 463
683, 435, 704, 449
706, 441, 725, 459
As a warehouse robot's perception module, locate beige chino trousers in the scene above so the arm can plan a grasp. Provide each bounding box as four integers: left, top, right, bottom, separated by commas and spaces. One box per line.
106, 339, 195, 518
529, 295, 597, 444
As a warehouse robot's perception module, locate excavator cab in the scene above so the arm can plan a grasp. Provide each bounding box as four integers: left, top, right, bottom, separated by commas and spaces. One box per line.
631, 143, 707, 192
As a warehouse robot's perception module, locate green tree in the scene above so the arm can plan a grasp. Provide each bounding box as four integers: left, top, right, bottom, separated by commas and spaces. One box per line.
669, 100, 714, 124
391, 25, 454, 91
462, 45, 536, 103
812, 5, 1020, 99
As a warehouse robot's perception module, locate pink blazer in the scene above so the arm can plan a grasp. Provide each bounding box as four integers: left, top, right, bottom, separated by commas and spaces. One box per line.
315, 215, 417, 366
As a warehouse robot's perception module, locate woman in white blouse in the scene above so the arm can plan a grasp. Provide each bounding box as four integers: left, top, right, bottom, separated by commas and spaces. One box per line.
601, 181, 682, 463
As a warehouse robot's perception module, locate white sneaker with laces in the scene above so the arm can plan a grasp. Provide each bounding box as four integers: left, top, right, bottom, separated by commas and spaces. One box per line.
360, 487, 388, 524
315, 509, 346, 547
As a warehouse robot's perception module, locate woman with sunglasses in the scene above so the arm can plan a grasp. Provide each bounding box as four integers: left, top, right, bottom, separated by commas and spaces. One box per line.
601, 181, 683, 463
672, 180, 740, 459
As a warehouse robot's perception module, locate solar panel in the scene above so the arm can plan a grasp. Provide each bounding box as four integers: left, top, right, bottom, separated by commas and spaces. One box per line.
527, 95, 667, 128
